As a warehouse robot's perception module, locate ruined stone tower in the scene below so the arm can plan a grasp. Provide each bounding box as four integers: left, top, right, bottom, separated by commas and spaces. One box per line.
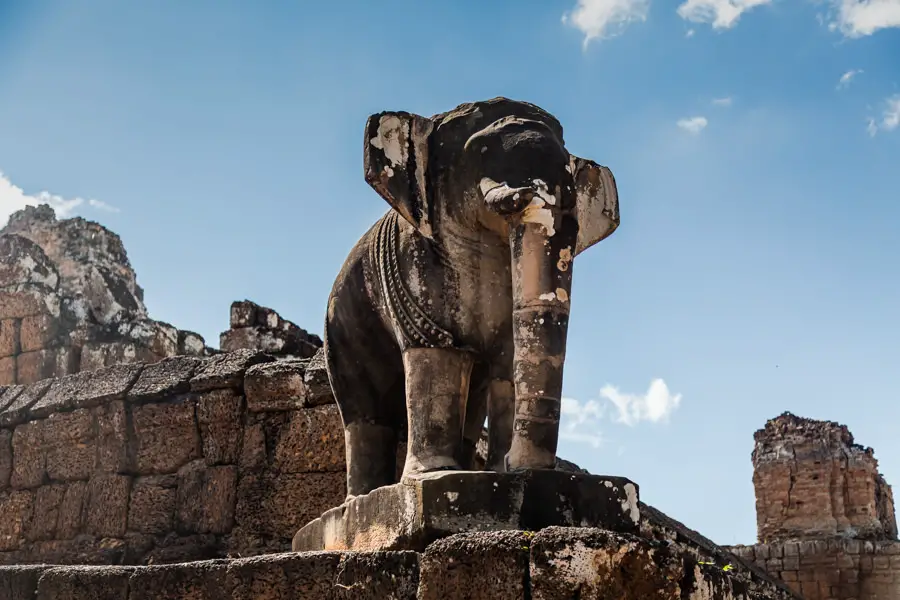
729, 412, 900, 600
753, 412, 897, 543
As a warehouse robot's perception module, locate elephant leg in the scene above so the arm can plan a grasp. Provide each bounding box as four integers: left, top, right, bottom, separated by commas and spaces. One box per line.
460, 362, 490, 470
486, 379, 516, 472
325, 302, 404, 500
402, 347, 475, 478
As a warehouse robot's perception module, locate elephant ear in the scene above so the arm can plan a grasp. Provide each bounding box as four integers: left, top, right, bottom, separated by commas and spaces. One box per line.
364, 111, 435, 238
570, 156, 620, 256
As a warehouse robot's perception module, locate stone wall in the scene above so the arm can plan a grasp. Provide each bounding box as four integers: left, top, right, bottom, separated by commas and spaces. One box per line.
0, 349, 343, 565
726, 412, 900, 600
730, 539, 900, 600
0, 206, 211, 387
0, 526, 797, 600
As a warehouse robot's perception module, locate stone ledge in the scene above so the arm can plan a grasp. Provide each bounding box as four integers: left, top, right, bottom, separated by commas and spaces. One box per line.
293, 470, 641, 553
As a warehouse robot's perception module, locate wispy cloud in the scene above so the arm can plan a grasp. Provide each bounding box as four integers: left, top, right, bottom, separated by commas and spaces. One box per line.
559, 378, 683, 447
837, 69, 863, 90
867, 94, 900, 136
677, 0, 772, 30
677, 116, 709, 134
829, 0, 900, 37
686, 28, 696, 37
600, 378, 683, 426
0, 172, 115, 226
712, 96, 733, 107
561, 397, 607, 448
563, 0, 650, 48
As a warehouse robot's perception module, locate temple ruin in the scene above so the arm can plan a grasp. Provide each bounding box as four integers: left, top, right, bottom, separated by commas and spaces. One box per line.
1, 127, 896, 596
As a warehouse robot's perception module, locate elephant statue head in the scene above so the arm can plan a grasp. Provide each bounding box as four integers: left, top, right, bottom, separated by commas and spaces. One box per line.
325, 98, 618, 499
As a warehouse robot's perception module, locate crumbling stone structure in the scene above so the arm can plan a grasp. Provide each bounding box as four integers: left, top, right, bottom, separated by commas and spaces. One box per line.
727, 412, 900, 600
0, 206, 211, 386
219, 300, 322, 359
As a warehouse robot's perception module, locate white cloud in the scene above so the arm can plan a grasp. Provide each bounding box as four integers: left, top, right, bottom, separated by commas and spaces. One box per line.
677, 116, 709, 134
867, 94, 900, 136
829, 0, 900, 37
560, 397, 606, 448
599, 378, 683, 426
712, 96, 733, 106
686, 28, 697, 36
563, 0, 650, 48
677, 0, 772, 29
0, 172, 115, 226
837, 69, 863, 89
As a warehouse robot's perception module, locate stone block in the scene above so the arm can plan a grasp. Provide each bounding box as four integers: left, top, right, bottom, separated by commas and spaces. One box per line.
27, 484, 66, 541
225, 552, 341, 599
196, 389, 243, 465
293, 470, 640, 553
0, 234, 59, 289
132, 398, 200, 475
177, 330, 207, 356
0, 287, 58, 320
0, 379, 51, 426
244, 360, 308, 412
0, 319, 18, 357
35, 566, 132, 600
11, 419, 45, 489
239, 422, 266, 471
175, 461, 237, 535
229, 301, 257, 328
19, 313, 59, 353
0, 384, 24, 412
84, 475, 131, 538
0, 565, 46, 600
0, 357, 14, 386
43, 409, 95, 481
128, 356, 201, 402
190, 349, 273, 393
16, 349, 61, 384
0, 490, 33, 551
304, 348, 335, 406
95, 401, 129, 473
418, 531, 528, 600
128, 475, 177, 535
30, 363, 143, 419
127, 562, 229, 600
56, 481, 88, 539
272, 404, 345, 473
0, 429, 11, 490
236, 472, 346, 543
529, 527, 689, 599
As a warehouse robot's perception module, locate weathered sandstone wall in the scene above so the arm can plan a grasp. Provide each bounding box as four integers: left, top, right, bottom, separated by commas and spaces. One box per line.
726, 412, 899, 600
0, 527, 797, 600
0, 349, 342, 565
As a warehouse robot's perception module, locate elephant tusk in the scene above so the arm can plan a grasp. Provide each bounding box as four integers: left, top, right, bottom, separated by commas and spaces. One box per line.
479, 177, 535, 215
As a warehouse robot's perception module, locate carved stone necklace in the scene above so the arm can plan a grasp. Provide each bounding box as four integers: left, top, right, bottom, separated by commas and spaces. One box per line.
374, 211, 456, 349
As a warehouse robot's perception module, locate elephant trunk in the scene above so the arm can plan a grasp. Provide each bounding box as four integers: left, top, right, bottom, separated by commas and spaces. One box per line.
505, 196, 577, 471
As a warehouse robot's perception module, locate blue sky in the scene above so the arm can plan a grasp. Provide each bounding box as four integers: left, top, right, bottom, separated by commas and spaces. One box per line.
1, 0, 898, 546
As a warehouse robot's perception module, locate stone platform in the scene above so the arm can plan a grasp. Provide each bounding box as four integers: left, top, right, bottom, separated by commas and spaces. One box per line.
292, 469, 641, 552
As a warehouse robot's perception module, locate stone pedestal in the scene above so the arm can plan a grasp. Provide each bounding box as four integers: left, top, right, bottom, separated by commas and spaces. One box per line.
292, 469, 641, 552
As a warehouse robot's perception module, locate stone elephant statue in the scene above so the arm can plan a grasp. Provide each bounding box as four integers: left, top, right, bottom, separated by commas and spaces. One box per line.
325, 97, 619, 499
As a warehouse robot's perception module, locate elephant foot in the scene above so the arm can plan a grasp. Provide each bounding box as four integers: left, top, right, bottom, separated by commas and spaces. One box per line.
401, 456, 461, 480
